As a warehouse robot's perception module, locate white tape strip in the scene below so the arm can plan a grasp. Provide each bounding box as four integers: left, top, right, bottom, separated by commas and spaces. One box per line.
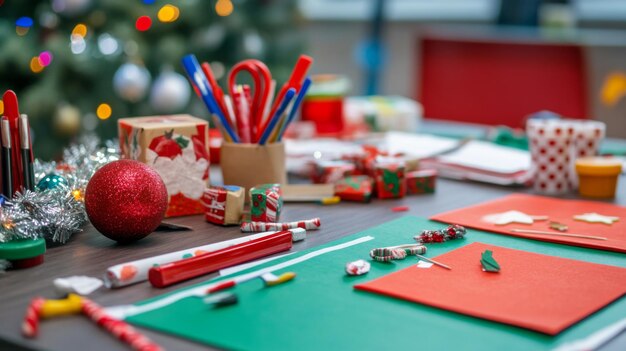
105, 235, 374, 320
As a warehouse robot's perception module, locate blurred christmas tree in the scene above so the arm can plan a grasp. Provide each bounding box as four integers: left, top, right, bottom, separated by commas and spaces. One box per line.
0, 0, 305, 160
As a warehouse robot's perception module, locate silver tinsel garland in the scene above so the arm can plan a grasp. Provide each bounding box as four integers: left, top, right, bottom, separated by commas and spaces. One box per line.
0, 137, 119, 244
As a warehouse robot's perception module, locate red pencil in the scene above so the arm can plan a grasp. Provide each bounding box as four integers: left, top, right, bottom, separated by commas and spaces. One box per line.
148, 231, 293, 288
201, 62, 230, 127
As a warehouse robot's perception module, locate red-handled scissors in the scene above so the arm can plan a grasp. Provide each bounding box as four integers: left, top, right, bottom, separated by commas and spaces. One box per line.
228, 60, 272, 143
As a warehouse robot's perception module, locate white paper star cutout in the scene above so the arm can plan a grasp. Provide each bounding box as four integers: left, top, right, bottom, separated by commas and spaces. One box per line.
573, 213, 619, 225
482, 210, 548, 226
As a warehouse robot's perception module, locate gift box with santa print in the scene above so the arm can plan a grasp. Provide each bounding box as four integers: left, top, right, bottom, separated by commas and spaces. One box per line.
374, 160, 406, 199
334, 175, 374, 202
118, 115, 210, 217
249, 184, 283, 222
202, 185, 245, 225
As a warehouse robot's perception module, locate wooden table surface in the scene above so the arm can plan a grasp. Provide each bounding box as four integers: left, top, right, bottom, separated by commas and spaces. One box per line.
1, 173, 625, 351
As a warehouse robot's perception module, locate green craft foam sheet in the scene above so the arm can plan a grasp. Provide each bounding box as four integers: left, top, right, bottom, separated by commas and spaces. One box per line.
128, 216, 626, 351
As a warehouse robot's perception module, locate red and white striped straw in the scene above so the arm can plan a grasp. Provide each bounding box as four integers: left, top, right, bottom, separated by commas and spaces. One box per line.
21, 297, 45, 338
81, 298, 163, 351
241, 218, 321, 232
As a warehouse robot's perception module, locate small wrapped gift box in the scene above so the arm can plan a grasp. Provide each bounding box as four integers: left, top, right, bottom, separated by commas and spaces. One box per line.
118, 115, 210, 217
341, 145, 386, 177
310, 160, 356, 184
374, 161, 406, 199
250, 184, 283, 222
202, 185, 245, 225
334, 175, 374, 202
406, 169, 437, 195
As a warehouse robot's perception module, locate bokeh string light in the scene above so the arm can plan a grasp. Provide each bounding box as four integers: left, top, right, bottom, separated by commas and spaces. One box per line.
158, 4, 180, 23
30, 57, 44, 73
71, 23, 87, 38
135, 16, 152, 31
215, 0, 234, 16
15, 16, 33, 36
38, 51, 53, 66
96, 103, 112, 120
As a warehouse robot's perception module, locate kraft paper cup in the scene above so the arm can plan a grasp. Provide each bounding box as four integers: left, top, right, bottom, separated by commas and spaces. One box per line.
220, 142, 287, 198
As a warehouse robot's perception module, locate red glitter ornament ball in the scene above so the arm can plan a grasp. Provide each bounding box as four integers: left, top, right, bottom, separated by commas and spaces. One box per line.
85, 160, 168, 243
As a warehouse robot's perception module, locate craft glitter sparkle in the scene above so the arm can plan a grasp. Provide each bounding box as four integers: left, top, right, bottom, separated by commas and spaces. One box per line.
0, 137, 119, 244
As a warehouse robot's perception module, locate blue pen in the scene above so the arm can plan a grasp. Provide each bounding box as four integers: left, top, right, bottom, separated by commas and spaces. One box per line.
258, 88, 296, 145
276, 77, 311, 142
181, 54, 240, 143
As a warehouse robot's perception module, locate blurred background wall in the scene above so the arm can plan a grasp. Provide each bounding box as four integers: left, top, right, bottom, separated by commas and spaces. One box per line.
2, 0, 626, 159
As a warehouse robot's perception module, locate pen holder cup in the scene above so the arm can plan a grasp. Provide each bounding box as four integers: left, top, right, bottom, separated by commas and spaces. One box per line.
220, 142, 287, 199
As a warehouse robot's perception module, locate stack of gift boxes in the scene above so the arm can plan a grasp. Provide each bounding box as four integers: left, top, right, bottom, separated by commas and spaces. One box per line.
118, 115, 284, 226
321, 146, 438, 203
119, 115, 436, 226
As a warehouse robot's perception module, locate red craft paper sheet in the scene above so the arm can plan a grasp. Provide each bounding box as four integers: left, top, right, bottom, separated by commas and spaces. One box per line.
430, 194, 626, 253
355, 242, 626, 335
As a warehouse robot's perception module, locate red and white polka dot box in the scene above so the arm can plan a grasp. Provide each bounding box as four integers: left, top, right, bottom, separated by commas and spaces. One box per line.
569, 120, 605, 187
527, 119, 605, 194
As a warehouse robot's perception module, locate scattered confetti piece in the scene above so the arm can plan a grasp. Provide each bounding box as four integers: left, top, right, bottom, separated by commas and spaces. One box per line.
319, 196, 341, 205
416, 254, 451, 270
346, 259, 370, 275
416, 260, 434, 269
53, 276, 103, 295
480, 250, 500, 272
391, 206, 409, 212
483, 210, 548, 225
203, 292, 238, 307
260, 272, 296, 286
549, 221, 568, 232
573, 213, 619, 225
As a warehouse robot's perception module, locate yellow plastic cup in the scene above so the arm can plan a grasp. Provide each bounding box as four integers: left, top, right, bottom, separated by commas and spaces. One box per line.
575, 157, 622, 198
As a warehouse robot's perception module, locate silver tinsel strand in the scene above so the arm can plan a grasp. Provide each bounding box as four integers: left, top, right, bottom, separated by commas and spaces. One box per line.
0, 136, 119, 244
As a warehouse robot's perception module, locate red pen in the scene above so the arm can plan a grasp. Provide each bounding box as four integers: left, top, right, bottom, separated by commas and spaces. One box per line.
259, 55, 313, 140
2, 90, 24, 194
148, 231, 293, 288
201, 62, 229, 120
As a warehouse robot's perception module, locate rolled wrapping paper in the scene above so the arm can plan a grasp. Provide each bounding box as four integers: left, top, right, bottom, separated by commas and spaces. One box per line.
104, 228, 306, 288
148, 231, 294, 288
240, 218, 321, 232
